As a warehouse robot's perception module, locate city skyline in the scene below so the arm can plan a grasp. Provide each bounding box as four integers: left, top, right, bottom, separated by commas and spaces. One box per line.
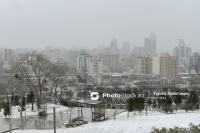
1, 1, 200, 133
0, 0, 200, 53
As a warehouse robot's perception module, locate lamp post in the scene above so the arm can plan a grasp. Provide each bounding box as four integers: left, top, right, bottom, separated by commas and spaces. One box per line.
24, 93, 29, 119
19, 97, 23, 130
7, 94, 12, 133
49, 105, 59, 133
53, 107, 56, 133
145, 97, 148, 116
14, 74, 24, 130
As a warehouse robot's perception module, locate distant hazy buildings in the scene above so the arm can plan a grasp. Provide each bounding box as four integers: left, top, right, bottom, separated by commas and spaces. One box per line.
152, 55, 160, 75
110, 38, 118, 50
120, 56, 133, 68
101, 54, 120, 72
173, 39, 192, 66
50, 49, 61, 62
66, 50, 79, 68
88, 45, 106, 56
135, 55, 160, 75
5, 49, 16, 63
121, 42, 131, 56
133, 46, 144, 53
0, 48, 5, 61
131, 52, 142, 69
136, 56, 152, 75
77, 49, 91, 72
109, 38, 119, 54
101, 73, 128, 86
87, 57, 103, 75
132, 33, 156, 54
189, 53, 200, 69
160, 54, 179, 78
144, 33, 157, 54
77, 50, 104, 75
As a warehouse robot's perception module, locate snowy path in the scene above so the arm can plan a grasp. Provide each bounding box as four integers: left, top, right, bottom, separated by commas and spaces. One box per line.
12, 110, 200, 133
0, 104, 68, 118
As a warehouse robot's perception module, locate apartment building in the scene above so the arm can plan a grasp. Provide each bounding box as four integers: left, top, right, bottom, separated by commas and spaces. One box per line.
136, 56, 152, 75
101, 54, 120, 72
160, 54, 179, 78
87, 57, 103, 75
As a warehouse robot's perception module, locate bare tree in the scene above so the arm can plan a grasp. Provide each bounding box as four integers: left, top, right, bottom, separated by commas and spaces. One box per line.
11, 51, 68, 113
50, 61, 68, 104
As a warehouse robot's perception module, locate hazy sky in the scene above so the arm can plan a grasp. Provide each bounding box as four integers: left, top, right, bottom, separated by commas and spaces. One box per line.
0, 0, 200, 53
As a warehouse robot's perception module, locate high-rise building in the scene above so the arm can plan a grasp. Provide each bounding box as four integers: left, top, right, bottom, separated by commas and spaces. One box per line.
110, 38, 119, 54
144, 33, 157, 54
110, 38, 118, 50
173, 39, 192, 66
5, 49, 16, 63
189, 53, 200, 69
136, 55, 161, 76
121, 42, 131, 55
87, 57, 103, 75
101, 54, 120, 71
136, 56, 152, 75
66, 50, 79, 69
131, 52, 142, 69
133, 46, 144, 53
160, 53, 179, 78
77, 49, 91, 72
50, 49, 61, 62
152, 55, 160, 75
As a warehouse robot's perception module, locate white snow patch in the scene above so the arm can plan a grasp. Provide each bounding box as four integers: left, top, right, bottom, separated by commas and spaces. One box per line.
0, 104, 68, 118
12, 110, 200, 133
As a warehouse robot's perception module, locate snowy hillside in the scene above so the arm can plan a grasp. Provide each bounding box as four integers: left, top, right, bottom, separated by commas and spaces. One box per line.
13, 110, 200, 133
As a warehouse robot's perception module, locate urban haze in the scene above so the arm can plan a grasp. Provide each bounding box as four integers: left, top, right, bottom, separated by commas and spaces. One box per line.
0, 0, 200, 53
1, 1, 200, 133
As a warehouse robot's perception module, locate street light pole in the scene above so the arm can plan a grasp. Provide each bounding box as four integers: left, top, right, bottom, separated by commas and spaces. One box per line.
14, 74, 23, 130
145, 97, 148, 116
20, 87, 23, 130
53, 107, 56, 133
7, 95, 12, 133
9, 103, 11, 133
25, 94, 28, 119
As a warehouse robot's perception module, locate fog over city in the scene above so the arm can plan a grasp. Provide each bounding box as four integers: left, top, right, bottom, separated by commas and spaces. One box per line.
1, 1, 200, 133
0, 0, 200, 53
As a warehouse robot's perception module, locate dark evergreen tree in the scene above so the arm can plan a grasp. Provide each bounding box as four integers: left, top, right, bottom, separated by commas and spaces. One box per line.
152, 100, 157, 109
147, 98, 152, 105
126, 94, 145, 112
3, 102, 11, 117
187, 90, 198, 106
159, 95, 173, 113
184, 90, 199, 112
127, 98, 134, 112
13, 95, 19, 106
27, 92, 35, 111
157, 95, 166, 109
173, 89, 182, 111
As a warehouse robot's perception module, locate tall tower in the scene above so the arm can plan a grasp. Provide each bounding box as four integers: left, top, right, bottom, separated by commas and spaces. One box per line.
173, 39, 192, 66
110, 38, 119, 54
144, 33, 156, 54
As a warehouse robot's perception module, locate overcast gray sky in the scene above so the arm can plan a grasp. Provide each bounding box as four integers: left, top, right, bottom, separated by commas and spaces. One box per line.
0, 0, 200, 53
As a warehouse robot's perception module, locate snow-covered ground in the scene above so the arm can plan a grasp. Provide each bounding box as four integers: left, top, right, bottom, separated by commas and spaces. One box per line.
12, 110, 200, 133
0, 104, 68, 118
